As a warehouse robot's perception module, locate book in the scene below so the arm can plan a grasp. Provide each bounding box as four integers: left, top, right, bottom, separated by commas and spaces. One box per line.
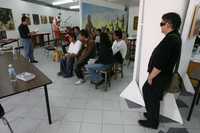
16, 72, 36, 82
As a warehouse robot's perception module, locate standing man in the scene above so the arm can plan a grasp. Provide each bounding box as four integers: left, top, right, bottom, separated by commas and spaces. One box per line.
18, 16, 38, 63
138, 12, 182, 129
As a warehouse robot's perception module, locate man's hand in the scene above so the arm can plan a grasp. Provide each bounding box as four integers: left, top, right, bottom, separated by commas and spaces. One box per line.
147, 76, 153, 85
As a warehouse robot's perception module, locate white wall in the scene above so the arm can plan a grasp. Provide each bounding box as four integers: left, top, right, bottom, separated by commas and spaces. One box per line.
128, 6, 139, 37
0, 0, 80, 38
179, 0, 200, 93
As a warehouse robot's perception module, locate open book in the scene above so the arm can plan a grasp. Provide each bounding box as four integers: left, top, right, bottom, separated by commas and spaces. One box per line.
16, 72, 36, 82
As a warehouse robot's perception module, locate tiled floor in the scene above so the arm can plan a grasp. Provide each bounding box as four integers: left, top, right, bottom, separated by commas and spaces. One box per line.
0, 48, 200, 133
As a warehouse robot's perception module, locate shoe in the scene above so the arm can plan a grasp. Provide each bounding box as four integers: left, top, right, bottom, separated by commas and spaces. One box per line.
75, 79, 85, 85
143, 112, 149, 119
91, 79, 104, 85
30, 60, 38, 63
57, 72, 63, 76
138, 120, 158, 129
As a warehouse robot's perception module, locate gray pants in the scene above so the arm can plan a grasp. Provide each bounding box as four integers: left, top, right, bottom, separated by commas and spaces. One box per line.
21, 38, 34, 61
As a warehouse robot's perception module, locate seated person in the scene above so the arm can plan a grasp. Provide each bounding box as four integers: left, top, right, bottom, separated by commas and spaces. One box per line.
112, 30, 127, 64
75, 29, 95, 85
58, 31, 82, 78
86, 32, 114, 84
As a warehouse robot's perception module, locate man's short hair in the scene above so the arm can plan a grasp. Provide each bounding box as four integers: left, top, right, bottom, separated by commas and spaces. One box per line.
114, 30, 123, 39
80, 29, 89, 38
162, 12, 181, 30
21, 16, 27, 22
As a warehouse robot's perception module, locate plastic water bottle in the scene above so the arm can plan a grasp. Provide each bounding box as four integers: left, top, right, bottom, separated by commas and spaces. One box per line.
8, 64, 16, 82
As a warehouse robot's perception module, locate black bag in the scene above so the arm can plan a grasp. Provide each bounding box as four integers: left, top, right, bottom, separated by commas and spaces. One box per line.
0, 104, 5, 118
165, 34, 184, 93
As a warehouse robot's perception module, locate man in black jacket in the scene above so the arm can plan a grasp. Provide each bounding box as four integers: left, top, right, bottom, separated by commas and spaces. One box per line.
138, 12, 182, 129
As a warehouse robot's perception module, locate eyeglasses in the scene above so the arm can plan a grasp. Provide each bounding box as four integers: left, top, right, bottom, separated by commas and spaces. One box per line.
160, 22, 166, 27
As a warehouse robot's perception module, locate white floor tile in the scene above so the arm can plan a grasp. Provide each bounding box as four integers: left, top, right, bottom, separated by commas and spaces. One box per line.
80, 123, 101, 133
102, 124, 124, 133
63, 109, 84, 122
103, 111, 122, 124
83, 110, 102, 124
59, 122, 81, 133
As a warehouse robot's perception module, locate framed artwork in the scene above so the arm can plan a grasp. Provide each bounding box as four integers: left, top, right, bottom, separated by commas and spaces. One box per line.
32, 14, 40, 25
0, 30, 7, 40
40, 16, 48, 24
22, 13, 31, 25
133, 16, 138, 31
0, 7, 15, 31
49, 16, 54, 24
189, 6, 200, 39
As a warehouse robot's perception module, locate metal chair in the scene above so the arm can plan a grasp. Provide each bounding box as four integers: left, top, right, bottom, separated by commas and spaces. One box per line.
0, 104, 13, 133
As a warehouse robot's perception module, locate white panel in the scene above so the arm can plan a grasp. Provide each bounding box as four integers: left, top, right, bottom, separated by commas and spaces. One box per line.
122, 0, 190, 124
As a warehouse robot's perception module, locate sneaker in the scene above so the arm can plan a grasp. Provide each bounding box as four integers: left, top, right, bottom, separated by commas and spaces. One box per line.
75, 79, 85, 85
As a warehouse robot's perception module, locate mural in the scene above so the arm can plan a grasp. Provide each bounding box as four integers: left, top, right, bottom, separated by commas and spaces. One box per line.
32, 14, 40, 25
81, 3, 128, 32
22, 13, 31, 25
0, 7, 15, 31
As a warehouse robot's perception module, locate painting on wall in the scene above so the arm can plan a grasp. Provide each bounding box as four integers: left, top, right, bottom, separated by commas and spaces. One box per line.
189, 6, 200, 39
32, 14, 40, 25
41, 16, 48, 24
81, 2, 128, 32
22, 13, 31, 25
0, 7, 15, 31
0, 30, 7, 40
133, 16, 138, 31
49, 16, 54, 24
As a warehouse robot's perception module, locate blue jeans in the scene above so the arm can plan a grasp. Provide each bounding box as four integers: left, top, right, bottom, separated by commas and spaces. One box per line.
86, 63, 111, 82
21, 38, 34, 61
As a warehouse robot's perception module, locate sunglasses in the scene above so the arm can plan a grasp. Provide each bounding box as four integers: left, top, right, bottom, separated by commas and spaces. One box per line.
160, 22, 166, 27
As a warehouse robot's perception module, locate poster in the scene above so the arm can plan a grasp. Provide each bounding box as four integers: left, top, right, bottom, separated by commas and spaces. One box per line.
189, 6, 200, 39
49, 16, 54, 24
22, 13, 31, 25
133, 16, 138, 31
0, 7, 15, 31
81, 2, 128, 32
41, 16, 48, 24
32, 14, 40, 25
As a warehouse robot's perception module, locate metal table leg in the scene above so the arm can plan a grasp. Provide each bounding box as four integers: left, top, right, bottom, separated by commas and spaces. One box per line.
44, 85, 52, 124
187, 82, 200, 121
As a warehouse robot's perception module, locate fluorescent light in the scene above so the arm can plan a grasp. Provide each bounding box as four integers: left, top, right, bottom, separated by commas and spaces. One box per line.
70, 5, 80, 9
52, 0, 74, 5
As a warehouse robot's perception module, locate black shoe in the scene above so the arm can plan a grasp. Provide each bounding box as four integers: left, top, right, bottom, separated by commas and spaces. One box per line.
138, 120, 158, 129
57, 72, 63, 76
143, 112, 149, 119
30, 60, 38, 63
91, 79, 104, 86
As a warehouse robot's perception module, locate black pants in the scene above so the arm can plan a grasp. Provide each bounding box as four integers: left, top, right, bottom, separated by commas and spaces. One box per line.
75, 60, 87, 79
60, 57, 74, 77
142, 81, 162, 125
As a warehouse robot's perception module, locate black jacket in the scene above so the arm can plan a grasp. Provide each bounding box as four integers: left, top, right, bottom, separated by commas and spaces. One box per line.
95, 44, 114, 65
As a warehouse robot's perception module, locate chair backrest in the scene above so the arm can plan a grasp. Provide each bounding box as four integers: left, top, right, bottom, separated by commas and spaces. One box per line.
0, 104, 5, 118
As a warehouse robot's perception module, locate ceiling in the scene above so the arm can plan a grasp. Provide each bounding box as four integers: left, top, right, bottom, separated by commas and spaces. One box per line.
22, 0, 139, 10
